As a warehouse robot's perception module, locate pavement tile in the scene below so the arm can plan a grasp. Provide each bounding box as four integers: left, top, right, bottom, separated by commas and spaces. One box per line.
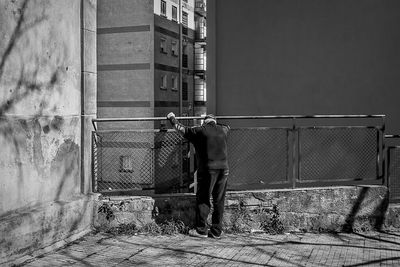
15, 231, 400, 267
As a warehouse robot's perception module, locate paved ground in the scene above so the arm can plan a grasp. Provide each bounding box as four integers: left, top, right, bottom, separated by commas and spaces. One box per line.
19, 231, 400, 266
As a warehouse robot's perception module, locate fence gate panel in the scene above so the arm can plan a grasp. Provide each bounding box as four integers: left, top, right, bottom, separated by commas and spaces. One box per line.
93, 130, 189, 194
388, 147, 400, 203
298, 127, 380, 186
227, 128, 290, 190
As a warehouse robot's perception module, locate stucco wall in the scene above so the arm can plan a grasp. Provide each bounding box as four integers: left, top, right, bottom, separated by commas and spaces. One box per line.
0, 0, 97, 264
0, 0, 82, 213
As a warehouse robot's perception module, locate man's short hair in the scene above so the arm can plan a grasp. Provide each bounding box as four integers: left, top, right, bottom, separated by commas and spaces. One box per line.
204, 114, 215, 120
204, 114, 216, 124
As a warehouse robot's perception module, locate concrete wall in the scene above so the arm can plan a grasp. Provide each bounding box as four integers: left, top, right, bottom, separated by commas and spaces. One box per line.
208, 0, 400, 133
0, 0, 97, 264
95, 186, 400, 233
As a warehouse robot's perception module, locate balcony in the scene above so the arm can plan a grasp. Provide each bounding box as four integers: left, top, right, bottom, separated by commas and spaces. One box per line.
195, 0, 206, 16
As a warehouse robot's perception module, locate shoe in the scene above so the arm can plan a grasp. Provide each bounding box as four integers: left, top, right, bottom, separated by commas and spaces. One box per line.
208, 231, 221, 239
188, 229, 208, 238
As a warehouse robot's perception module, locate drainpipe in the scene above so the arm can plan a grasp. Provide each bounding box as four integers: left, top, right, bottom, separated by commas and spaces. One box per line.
80, 0, 85, 194
179, 0, 183, 116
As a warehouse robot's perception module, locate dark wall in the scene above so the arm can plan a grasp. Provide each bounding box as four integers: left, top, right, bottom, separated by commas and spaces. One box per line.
208, 0, 400, 133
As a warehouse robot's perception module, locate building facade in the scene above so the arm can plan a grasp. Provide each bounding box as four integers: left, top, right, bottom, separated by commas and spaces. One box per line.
96, 0, 208, 193
194, 0, 207, 116
97, 0, 207, 130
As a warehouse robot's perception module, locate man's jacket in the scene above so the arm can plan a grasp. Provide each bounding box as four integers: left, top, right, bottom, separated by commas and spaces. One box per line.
170, 119, 230, 173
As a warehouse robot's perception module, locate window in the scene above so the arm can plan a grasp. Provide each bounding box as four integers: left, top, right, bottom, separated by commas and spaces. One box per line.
182, 11, 188, 27
161, 0, 166, 16
171, 41, 178, 56
182, 44, 188, 68
171, 76, 178, 91
161, 74, 167, 89
172, 5, 177, 21
182, 80, 188, 100
120, 155, 134, 172
160, 38, 167, 54
182, 54, 188, 68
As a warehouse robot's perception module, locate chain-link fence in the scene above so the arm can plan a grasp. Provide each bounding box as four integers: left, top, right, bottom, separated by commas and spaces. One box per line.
93, 130, 190, 194
92, 115, 385, 194
298, 127, 380, 185
227, 128, 290, 190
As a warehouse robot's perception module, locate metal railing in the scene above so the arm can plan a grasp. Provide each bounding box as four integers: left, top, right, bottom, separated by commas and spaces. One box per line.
92, 115, 385, 194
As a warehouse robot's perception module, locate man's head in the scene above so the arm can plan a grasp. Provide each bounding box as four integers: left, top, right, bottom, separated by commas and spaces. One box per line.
203, 114, 216, 125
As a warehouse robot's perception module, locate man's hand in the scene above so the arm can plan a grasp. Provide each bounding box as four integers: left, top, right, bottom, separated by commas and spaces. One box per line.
167, 112, 184, 135
167, 112, 175, 120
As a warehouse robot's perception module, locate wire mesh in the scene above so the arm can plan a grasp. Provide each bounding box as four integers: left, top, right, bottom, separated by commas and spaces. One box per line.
92, 118, 384, 194
299, 127, 379, 182
388, 147, 400, 202
227, 128, 289, 190
93, 130, 190, 194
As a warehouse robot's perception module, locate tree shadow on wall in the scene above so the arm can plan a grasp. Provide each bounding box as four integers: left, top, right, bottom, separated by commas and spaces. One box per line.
0, 0, 92, 262
341, 187, 389, 233
0, 0, 66, 189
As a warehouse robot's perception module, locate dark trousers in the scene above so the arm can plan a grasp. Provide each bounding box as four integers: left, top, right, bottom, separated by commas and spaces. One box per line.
195, 169, 228, 236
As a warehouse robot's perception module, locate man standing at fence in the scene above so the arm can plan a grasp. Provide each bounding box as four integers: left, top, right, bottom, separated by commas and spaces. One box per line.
167, 112, 230, 238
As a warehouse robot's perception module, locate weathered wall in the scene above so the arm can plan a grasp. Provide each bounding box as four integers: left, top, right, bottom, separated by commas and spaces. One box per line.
151, 186, 394, 233
223, 186, 390, 233
0, 0, 81, 211
207, 0, 400, 133
95, 186, 400, 234
0, 0, 97, 264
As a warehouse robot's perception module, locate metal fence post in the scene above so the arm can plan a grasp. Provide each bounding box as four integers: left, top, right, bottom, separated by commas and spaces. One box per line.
91, 131, 97, 193
292, 117, 297, 189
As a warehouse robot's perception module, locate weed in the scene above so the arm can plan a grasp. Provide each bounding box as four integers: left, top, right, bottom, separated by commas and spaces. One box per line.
104, 223, 138, 235
138, 219, 189, 235
159, 220, 189, 235
225, 202, 285, 234
259, 205, 285, 234
140, 222, 162, 235
98, 203, 115, 221
225, 200, 252, 233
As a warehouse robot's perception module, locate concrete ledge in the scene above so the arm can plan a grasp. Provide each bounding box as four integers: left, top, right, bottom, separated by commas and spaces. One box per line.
94, 196, 155, 229
0, 194, 97, 266
225, 185, 390, 232
385, 204, 400, 229
94, 186, 400, 234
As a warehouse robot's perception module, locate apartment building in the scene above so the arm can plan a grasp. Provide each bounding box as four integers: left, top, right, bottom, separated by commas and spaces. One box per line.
194, 0, 207, 116
97, 0, 206, 129
96, 0, 206, 192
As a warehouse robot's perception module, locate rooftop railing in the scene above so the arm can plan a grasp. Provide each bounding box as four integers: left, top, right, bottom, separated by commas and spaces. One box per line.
92, 115, 386, 195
